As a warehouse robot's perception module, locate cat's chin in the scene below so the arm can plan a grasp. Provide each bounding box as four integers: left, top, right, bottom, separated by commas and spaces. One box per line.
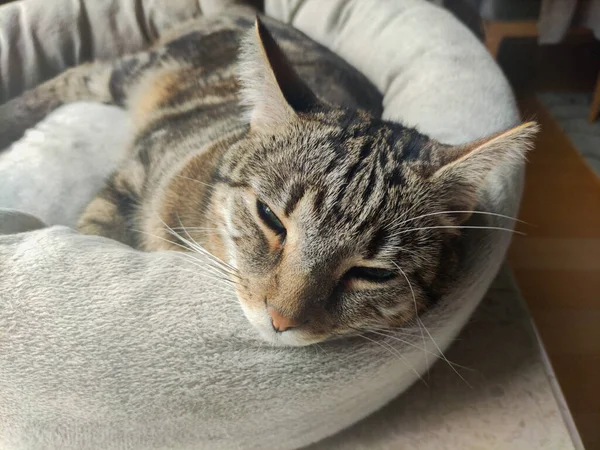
257, 327, 319, 347
238, 301, 324, 347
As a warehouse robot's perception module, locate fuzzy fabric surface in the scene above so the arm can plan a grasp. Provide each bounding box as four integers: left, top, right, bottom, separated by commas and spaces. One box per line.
0, 0, 527, 449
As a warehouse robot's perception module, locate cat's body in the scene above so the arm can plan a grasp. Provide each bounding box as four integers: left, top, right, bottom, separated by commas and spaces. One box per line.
0, 11, 381, 248
0, 9, 537, 346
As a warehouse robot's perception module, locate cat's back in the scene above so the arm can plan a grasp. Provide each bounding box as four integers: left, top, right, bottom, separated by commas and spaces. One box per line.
158, 10, 382, 115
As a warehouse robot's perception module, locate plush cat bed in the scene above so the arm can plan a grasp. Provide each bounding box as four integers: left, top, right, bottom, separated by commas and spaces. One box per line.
0, 0, 521, 449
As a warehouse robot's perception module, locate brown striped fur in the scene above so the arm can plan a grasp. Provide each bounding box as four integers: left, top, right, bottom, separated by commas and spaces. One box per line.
0, 9, 538, 346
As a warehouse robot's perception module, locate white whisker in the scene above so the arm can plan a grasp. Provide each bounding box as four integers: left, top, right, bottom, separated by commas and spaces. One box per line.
389, 225, 525, 238
364, 329, 472, 371
314, 343, 328, 355
177, 267, 237, 291
393, 262, 429, 376
383, 245, 421, 258
357, 333, 427, 386
365, 329, 440, 359
172, 216, 239, 274
132, 227, 236, 281
384, 201, 420, 232
175, 174, 217, 191
172, 252, 236, 284
173, 239, 239, 280
171, 226, 220, 232
396, 210, 528, 227
392, 265, 469, 385
420, 323, 472, 387
131, 228, 190, 252
367, 324, 447, 335
158, 214, 239, 275
178, 267, 235, 288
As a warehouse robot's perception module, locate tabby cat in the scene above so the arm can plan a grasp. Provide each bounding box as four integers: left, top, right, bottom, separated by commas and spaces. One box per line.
0, 10, 537, 346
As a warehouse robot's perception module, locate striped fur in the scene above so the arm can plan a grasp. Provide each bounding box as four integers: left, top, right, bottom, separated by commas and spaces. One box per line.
0, 9, 538, 346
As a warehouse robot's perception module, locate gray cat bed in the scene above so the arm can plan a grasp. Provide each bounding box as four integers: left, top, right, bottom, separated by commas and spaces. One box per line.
0, 0, 526, 449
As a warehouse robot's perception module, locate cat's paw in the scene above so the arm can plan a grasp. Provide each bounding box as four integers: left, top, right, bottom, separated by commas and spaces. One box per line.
77, 193, 129, 243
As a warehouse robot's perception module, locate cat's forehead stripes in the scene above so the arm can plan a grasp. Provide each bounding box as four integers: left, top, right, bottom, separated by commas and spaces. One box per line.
283, 182, 306, 217
363, 227, 385, 259
222, 118, 429, 231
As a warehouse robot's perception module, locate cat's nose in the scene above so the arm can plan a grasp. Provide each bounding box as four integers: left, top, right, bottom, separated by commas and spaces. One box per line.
267, 305, 301, 332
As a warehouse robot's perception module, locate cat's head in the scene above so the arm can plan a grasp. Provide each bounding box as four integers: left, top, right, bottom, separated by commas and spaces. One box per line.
208, 18, 538, 346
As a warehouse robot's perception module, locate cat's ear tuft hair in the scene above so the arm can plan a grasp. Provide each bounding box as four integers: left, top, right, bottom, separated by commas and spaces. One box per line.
431, 121, 539, 223
237, 16, 319, 133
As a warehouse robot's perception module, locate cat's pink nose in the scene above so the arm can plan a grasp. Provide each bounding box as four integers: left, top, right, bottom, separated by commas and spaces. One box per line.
267, 305, 301, 332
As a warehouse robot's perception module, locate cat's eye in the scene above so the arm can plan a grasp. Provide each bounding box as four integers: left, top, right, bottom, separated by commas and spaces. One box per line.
345, 266, 397, 283
256, 199, 286, 236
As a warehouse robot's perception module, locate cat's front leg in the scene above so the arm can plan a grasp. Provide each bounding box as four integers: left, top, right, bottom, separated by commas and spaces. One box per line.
78, 191, 130, 244
77, 170, 141, 248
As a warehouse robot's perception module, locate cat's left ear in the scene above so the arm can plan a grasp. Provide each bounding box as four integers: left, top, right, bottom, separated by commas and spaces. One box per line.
431, 122, 539, 223
238, 16, 320, 133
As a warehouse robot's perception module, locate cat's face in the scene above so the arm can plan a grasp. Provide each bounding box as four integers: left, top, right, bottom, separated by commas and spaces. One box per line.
212, 109, 536, 345
205, 18, 536, 346
212, 115, 452, 345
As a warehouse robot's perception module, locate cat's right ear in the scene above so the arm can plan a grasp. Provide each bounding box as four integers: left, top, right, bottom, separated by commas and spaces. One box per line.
430, 121, 539, 223
237, 16, 320, 133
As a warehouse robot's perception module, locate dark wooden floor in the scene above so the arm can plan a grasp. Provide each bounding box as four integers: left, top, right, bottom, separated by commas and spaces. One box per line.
498, 36, 600, 450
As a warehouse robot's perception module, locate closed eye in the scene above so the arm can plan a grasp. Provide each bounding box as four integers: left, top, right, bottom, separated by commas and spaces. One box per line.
344, 266, 397, 283
256, 199, 286, 236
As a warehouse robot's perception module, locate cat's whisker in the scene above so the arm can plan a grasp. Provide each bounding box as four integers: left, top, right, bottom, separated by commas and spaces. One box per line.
420, 323, 472, 387
365, 329, 446, 360
178, 274, 236, 299
175, 248, 235, 284
314, 343, 328, 355
178, 267, 236, 289
175, 239, 240, 280
377, 300, 472, 386
355, 333, 427, 386
399, 201, 421, 224
131, 227, 236, 281
171, 214, 240, 275
382, 245, 421, 258
383, 202, 420, 233
392, 262, 429, 376
131, 226, 217, 270
402, 202, 420, 225
180, 272, 235, 292
395, 210, 529, 227
175, 174, 217, 191
131, 228, 190, 252
168, 227, 225, 244
172, 252, 236, 284
174, 243, 239, 280
157, 213, 240, 277
367, 325, 445, 336
171, 226, 220, 232
392, 276, 470, 385
389, 225, 525, 238
310, 342, 327, 358
363, 329, 472, 371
